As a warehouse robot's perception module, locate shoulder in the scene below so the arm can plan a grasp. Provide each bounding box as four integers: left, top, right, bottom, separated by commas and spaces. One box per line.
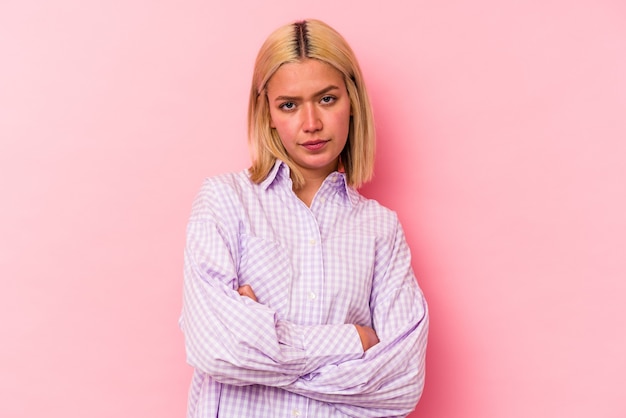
201, 170, 253, 197
343, 190, 403, 241
189, 169, 255, 222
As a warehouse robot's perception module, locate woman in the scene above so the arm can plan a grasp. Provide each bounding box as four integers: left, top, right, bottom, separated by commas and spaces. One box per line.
181, 19, 428, 418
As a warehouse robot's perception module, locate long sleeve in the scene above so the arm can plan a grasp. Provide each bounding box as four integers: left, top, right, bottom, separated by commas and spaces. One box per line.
282, 218, 429, 418
181, 167, 428, 418
180, 179, 364, 387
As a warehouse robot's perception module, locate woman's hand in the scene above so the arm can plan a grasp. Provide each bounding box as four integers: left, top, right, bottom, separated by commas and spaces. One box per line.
354, 324, 379, 351
237, 284, 258, 302
238, 285, 378, 351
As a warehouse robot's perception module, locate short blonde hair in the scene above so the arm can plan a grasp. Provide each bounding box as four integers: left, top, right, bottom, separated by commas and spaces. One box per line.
248, 19, 375, 189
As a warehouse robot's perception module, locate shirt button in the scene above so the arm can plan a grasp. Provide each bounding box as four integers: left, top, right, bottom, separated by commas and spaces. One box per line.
309, 239, 316, 246
308, 291, 316, 300
292, 409, 300, 417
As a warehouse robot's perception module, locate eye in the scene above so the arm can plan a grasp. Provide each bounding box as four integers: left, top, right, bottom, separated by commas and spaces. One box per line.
320, 95, 336, 105
279, 102, 296, 111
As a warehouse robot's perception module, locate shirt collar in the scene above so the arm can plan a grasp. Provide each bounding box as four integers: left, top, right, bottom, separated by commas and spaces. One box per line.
260, 159, 360, 207
259, 159, 291, 190
325, 171, 360, 207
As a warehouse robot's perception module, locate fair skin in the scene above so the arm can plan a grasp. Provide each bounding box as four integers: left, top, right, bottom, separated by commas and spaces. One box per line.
266, 58, 351, 206
237, 59, 379, 352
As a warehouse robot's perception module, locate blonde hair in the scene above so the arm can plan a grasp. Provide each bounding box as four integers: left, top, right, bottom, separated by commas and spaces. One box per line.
248, 19, 375, 189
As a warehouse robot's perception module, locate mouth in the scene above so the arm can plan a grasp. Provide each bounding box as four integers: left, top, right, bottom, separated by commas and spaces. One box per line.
300, 139, 330, 151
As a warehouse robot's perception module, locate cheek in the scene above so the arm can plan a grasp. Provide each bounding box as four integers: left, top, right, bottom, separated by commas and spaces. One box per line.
270, 116, 295, 143
333, 111, 351, 138
273, 117, 288, 132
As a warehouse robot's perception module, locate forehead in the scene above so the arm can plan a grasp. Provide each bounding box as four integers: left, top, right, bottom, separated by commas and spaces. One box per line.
266, 59, 346, 95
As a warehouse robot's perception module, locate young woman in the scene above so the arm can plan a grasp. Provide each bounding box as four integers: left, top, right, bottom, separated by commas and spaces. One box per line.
181, 19, 428, 418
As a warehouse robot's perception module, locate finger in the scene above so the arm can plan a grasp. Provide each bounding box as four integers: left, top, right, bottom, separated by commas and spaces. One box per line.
237, 285, 258, 302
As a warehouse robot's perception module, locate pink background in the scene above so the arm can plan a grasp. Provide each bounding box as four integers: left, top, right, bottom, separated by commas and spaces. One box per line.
1, 1, 625, 417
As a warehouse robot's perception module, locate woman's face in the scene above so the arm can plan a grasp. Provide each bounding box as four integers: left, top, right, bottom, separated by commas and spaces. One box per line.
266, 59, 351, 182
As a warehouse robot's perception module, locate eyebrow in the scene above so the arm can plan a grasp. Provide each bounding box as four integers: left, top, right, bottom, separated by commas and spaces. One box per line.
273, 85, 340, 102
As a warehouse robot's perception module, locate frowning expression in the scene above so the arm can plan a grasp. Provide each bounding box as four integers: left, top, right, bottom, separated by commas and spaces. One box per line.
267, 59, 351, 181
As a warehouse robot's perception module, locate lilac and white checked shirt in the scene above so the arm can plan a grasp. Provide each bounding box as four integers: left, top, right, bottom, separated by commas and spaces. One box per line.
180, 161, 428, 418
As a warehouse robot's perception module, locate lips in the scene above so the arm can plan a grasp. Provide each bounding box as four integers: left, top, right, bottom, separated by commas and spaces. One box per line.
301, 139, 329, 151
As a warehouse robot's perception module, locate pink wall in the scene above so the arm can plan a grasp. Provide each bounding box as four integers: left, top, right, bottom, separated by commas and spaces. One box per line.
1, 1, 625, 417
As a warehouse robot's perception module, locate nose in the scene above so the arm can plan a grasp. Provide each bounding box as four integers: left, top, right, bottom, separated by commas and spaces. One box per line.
302, 103, 322, 133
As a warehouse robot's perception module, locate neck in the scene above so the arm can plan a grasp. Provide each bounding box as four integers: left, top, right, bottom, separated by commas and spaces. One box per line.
293, 171, 329, 207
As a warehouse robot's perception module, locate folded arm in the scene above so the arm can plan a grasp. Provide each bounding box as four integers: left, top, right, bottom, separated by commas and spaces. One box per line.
281, 218, 429, 417
181, 186, 366, 387
181, 183, 428, 417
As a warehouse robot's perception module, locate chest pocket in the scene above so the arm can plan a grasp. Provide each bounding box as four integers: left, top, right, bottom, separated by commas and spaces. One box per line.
323, 235, 376, 325
237, 235, 291, 319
